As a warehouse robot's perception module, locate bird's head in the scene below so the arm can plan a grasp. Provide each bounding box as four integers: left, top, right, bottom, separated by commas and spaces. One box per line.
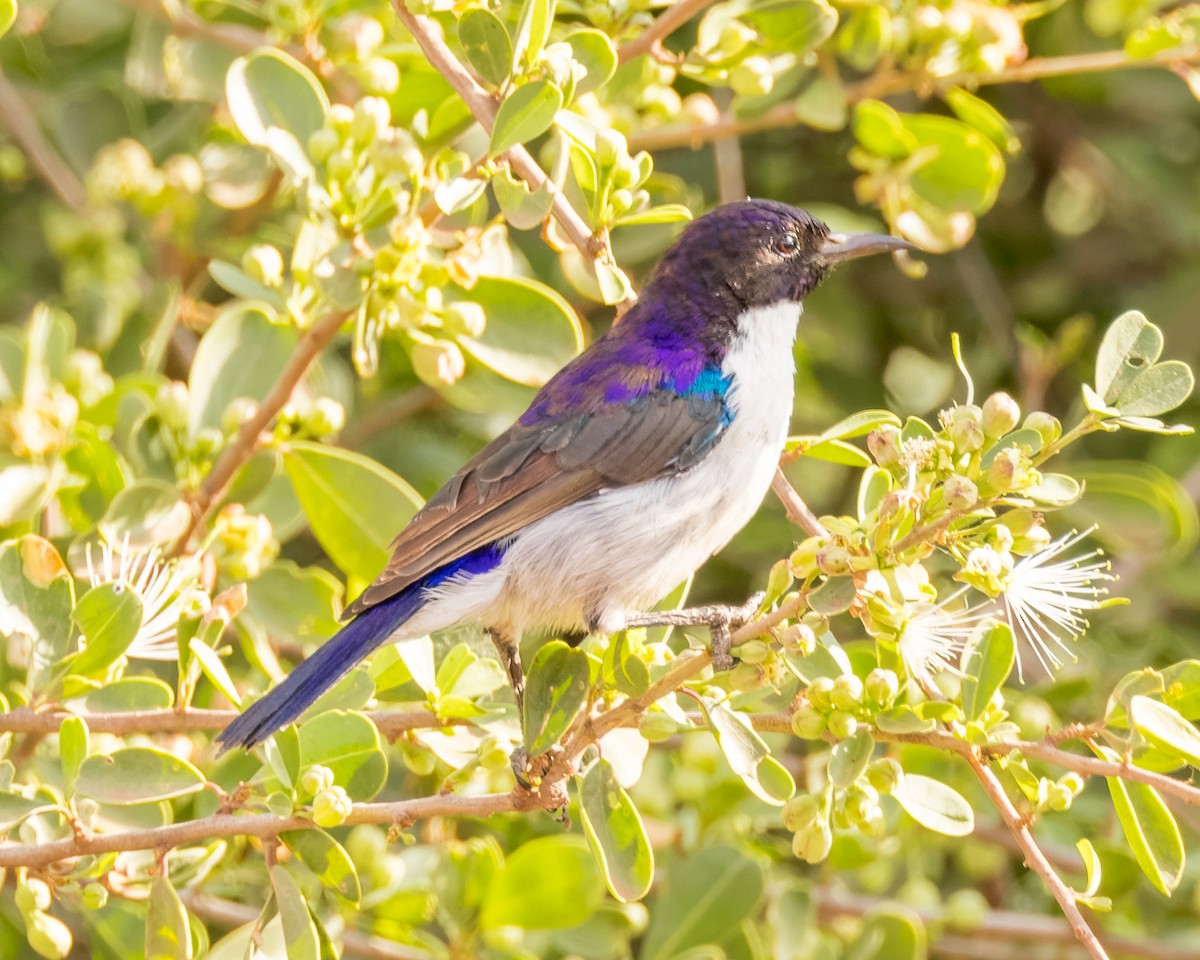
649, 199, 913, 310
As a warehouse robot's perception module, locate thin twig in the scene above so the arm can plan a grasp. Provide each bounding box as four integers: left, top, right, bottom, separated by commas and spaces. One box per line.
771, 468, 830, 539
966, 752, 1109, 960
629, 45, 1200, 151
393, 0, 622, 293
0, 69, 87, 211
121, 0, 265, 54
616, 0, 716, 65
177, 309, 349, 548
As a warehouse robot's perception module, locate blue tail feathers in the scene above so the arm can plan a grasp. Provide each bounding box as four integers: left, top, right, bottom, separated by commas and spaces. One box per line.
215, 542, 506, 753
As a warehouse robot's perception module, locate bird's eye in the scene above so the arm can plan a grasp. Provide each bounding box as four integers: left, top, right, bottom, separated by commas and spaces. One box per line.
775, 235, 799, 256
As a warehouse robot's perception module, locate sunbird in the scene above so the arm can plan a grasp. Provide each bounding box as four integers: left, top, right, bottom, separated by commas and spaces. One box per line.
217, 199, 910, 753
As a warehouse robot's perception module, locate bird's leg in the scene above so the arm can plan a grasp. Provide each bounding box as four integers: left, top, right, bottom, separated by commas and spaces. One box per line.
486, 628, 533, 788
624, 593, 765, 672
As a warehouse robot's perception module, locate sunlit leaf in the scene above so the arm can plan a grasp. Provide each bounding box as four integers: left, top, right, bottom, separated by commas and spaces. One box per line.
458, 9, 512, 87
892, 774, 974, 836
960, 621, 1014, 723
524, 641, 590, 755
480, 836, 603, 930
701, 697, 795, 805
76, 747, 206, 805
490, 80, 563, 156
1102, 743, 1184, 895
146, 876, 192, 960
579, 758, 654, 902
297, 710, 387, 800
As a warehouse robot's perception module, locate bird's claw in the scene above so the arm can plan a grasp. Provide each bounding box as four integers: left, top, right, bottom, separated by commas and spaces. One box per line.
509, 744, 561, 793
708, 592, 765, 673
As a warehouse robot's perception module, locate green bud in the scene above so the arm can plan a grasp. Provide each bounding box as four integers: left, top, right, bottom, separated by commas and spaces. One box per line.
815, 544, 851, 576
155, 381, 190, 432
638, 711, 679, 742
312, 785, 352, 827
942, 474, 978, 512
1012, 523, 1052, 555
163, 154, 204, 194
362, 56, 400, 95
352, 97, 391, 145
410, 338, 466, 387
327, 149, 357, 182
826, 710, 858, 739
595, 129, 627, 168
682, 93, 722, 125
982, 391, 1020, 438
898, 876, 942, 910
26, 911, 73, 960
780, 622, 816, 655
242, 243, 284, 287
807, 677, 835, 712
374, 132, 424, 179
1045, 782, 1073, 811
865, 668, 899, 707
789, 538, 821, 577
443, 301, 487, 339
308, 127, 341, 164
985, 448, 1021, 493
717, 21, 756, 56
865, 757, 903, 794
193, 426, 225, 458
867, 425, 902, 467
80, 883, 108, 910
729, 56, 775, 97
17, 878, 52, 914
477, 735, 511, 771
844, 784, 878, 828
1023, 411, 1062, 446
831, 674, 864, 710
1059, 772, 1085, 796
949, 416, 984, 453
346, 824, 388, 866
300, 764, 335, 797
221, 396, 259, 436
790, 704, 826, 740
781, 793, 820, 831
944, 888, 989, 930
732, 639, 769, 664
792, 818, 833, 864
306, 397, 346, 437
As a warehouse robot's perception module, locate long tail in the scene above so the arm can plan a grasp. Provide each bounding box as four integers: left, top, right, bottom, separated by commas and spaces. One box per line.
216, 587, 423, 752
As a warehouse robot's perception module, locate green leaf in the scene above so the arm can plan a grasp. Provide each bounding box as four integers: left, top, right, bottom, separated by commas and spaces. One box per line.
523, 641, 590, 755
480, 836, 603, 930
565, 29, 617, 94
829, 729, 874, 788
1094, 311, 1194, 417
247, 560, 342, 642
1025, 473, 1082, 507
207, 259, 285, 309
874, 705, 936, 735
593, 258, 634, 306
1162, 660, 1200, 720
226, 48, 328, 159
944, 88, 1019, 154
490, 80, 563, 156
0, 792, 58, 832
789, 437, 872, 467
0, 460, 52, 525
272, 865, 320, 960
453, 275, 584, 386
59, 716, 89, 793
854, 100, 916, 159
744, 0, 838, 54
960, 621, 1014, 723
282, 829, 361, 904
69, 583, 144, 678
1101, 744, 1184, 895
458, 9, 512, 87
579, 758, 654, 902
848, 905, 926, 960
795, 72, 849, 131
903, 114, 1006, 214
1131, 696, 1200, 767
702, 697, 795, 805
188, 638, 242, 707
892, 774, 974, 836
100, 479, 191, 548
188, 303, 297, 437
493, 166, 554, 230
297, 710, 387, 800
0, 536, 73, 691
0, 0, 15, 39
146, 876, 192, 960
283, 441, 423, 583
85, 676, 174, 711
641, 846, 764, 960
808, 576, 856, 616
612, 204, 694, 228
511, 0, 555, 70
76, 747, 206, 805
1077, 838, 1103, 899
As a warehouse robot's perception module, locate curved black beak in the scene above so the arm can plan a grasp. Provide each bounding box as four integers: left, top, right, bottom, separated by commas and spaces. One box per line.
820, 231, 915, 264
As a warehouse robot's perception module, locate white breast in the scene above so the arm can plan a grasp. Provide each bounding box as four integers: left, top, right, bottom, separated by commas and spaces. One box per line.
420, 299, 802, 637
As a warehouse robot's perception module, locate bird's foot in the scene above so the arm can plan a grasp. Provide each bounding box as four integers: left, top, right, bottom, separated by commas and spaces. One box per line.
625, 592, 765, 672
509, 744, 561, 793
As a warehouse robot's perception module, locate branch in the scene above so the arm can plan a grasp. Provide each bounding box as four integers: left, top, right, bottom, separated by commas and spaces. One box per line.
771, 467, 830, 539
121, 0, 265, 54
393, 0, 624, 299
629, 46, 1200, 151
966, 752, 1108, 960
616, 0, 716, 65
177, 309, 349, 546
0, 69, 87, 212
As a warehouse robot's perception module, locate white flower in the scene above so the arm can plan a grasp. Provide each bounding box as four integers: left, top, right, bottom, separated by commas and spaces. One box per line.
897, 588, 991, 691
999, 528, 1116, 681
84, 537, 201, 661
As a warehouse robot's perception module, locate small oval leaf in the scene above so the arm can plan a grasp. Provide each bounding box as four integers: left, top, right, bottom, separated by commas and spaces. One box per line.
892, 773, 974, 836
76, 747, 206, 805
523, 641, 590, 755
579, 758, 654, 902
490, 80, 563, 156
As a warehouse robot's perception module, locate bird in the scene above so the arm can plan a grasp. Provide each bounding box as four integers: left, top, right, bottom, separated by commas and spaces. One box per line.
217, 199, 911, 753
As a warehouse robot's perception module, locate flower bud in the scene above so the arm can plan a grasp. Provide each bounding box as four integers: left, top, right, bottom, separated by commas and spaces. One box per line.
982, 391, 1020, 438
1012, 524, 1051, 555
221, 397, 258, 436
789, 538, 821, 577
865, 757, 903, 794
312, 785, 352, 827
362, 56, 400, 95
17, 878, 52, 914
867, 425, 902, 467
300, 764, 335, 797
944, 889, 989, 930
155, 381, 190, 432
781, 793, 820, 831
477, 735, 511, 771
352, 97, 391, 145
442, 301, 487, 339
942, 474, 978, 512
306, 397, 346, 437
729, 57, 774, 97
410, 338, 466, 387
682, 93, 721, 126
595, 129, 627, 168
308, 127, 341, 164
806, 677, 835, 712
790, 704, 826, 740
638, 711, 678, 742
1023, 411, 1062, 447
81, 883, 108, 910
826, 710, 858, 739
985, 447, 1021, 493
780, 622, 816, 655
815, 544, 851, 576
1059, 772, 1085, 796
865, 668, 899, 707
163, 154, 204, 195
326, 149, 357, 182
717, 20, 756, 56
242, 243, 284, 287
732, 639, 769, 664
831, 674, 864, 710
792, 818, 833, 864
373, 131, 424, 179
26, 911, 73, 960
